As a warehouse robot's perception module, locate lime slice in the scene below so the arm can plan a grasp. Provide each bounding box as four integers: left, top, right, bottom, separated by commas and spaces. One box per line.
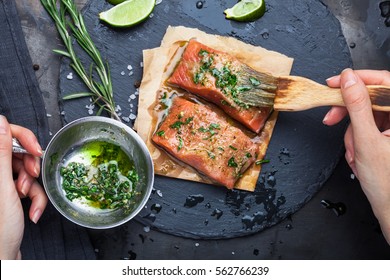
107, 0, 126, 5
99, 0, 156, 28
224, 0, 266, 22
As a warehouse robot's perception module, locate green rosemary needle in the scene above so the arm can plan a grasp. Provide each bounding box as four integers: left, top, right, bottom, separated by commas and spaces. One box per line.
40, 0, 120, 121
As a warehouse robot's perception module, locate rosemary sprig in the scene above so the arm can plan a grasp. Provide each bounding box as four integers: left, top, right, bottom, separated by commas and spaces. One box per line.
40, 0, 120, 120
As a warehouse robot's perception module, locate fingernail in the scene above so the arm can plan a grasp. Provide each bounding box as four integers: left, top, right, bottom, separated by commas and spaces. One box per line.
34, 157, 41, 177
31, 209, 42, 224
21, 178, 28, 196
341, 69, 357, 89
0, 115, 8, 135
322, 111, 330, 124
37, 146, 43, 156
326, 76, 337, 82
345, 150, 353, 165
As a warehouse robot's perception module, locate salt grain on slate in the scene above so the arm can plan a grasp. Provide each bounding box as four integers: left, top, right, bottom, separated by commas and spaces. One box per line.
129, 113, 136, 120
143, 226, 150, 233
121, 71, 125, 76
66, 72, 73, 80
156, 189, 163, 197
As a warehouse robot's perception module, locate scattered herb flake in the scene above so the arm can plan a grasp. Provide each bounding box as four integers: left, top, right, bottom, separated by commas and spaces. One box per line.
256, 159, 270, 165
156, 130, 165, 137
228, 157, 238, 167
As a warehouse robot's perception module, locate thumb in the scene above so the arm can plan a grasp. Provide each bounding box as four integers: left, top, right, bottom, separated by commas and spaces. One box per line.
340, 69, 378, 138
0, 115, 13, 185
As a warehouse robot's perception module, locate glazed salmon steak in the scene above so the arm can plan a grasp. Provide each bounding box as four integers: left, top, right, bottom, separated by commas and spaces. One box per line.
152, 96, 258, 189
167, 39, 278, 133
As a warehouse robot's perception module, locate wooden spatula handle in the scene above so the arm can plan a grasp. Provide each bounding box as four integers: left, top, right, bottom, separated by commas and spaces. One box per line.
274, 76, 390, 112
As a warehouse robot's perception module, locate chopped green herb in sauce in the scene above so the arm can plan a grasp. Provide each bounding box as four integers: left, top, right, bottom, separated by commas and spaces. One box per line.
60, 141, 138, 213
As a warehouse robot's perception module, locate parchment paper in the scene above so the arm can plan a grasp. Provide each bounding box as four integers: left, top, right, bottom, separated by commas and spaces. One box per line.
135, 26, 293, 191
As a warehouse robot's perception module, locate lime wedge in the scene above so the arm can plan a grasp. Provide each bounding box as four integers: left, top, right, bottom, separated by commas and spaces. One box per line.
224, 0, 266, 22
107, 0, 126, 5
99, 0, 156, 28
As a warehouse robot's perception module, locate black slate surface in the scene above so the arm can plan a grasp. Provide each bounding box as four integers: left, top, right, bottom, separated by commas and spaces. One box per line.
59, 0, 352, 239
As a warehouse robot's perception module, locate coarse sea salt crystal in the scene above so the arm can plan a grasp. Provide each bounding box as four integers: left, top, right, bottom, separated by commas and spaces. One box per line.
121, 71, 125, 76
129, 94, 136, 100
122, 116, 130, 123
128, 71, 134, 76
156, 0, 162, 5
140, 61, 144, 68
66, 72, 73, 80
129, 113, 136, 120
127, 65, 133, 71
143, 226, 150, 233
350, 173, 355, 180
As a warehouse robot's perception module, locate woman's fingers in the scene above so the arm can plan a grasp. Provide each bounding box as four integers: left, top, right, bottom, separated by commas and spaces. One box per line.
323, 75, 346, 125
10, 124, 43, 158
351, 69, 390, 86
344, 125, 357, 176
12, 157, 35, 197
339, 69, 379, 138
327, 69, 390, 87
322, 106, 348, 125
0, 116, 14, 186
24, 154, 40, 178
27, 180, 48, 224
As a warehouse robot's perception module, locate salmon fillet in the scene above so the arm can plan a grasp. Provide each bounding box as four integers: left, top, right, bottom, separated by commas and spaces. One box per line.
167, 39, 277, 133
152, 96, 258, 189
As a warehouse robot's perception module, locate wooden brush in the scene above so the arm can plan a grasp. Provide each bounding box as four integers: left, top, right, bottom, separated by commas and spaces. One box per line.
237, 74, 390, 112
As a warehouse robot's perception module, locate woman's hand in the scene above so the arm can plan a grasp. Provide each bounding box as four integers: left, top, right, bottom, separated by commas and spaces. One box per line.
0, 115, 48, 259
323, 69, 390, 244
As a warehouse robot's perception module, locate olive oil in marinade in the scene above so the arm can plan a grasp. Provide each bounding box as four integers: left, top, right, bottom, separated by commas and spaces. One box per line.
60, 140, 139, 212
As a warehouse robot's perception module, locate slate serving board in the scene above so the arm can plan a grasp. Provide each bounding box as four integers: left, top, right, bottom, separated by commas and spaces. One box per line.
59, 0, 352, 239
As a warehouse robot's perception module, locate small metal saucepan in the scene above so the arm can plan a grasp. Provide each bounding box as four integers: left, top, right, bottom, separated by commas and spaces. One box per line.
13, 116, 154, 229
